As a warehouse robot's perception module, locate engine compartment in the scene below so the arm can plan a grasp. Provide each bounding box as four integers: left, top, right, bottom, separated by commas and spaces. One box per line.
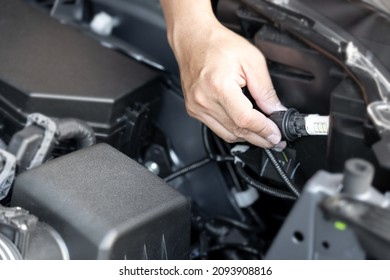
1, 0, 390, 259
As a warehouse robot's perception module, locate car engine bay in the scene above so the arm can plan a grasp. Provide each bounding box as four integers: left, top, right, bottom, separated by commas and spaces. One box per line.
1, 0, 390, 260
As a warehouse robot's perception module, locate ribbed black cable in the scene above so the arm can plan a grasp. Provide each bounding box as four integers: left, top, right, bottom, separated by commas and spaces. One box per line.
264, 149, 301, 197
235, 163, 296, 200
213, 216, 263, 233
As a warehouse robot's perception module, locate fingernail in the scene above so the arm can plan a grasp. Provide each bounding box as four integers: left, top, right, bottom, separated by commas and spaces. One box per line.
267, 134, 281, 145
275, 102, 287, 111
273, 141, 287, 152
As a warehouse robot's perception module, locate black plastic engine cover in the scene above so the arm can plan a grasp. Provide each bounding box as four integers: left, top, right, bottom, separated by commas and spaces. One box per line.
0, 0, 160, 140
11, 144, 190, 259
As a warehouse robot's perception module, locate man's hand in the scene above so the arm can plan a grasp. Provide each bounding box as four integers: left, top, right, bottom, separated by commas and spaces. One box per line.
161, 0, 286, 149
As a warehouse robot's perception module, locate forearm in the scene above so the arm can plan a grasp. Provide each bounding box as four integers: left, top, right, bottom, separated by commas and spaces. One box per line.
160, 0, 217, 48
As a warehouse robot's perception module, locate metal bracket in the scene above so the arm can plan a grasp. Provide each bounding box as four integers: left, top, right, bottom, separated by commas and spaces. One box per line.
266, 159, 390, 260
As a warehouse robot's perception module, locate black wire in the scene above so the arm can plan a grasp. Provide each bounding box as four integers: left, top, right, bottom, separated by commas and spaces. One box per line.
207, 244, 263, 259
212, 133, 265, 228
264, 149, 301, 197
207, 125, 280, 227
164, 157, 212, 182
202, 124, 216, 159
213, 216, 263, 233
201, 124, 247, 221
235, 162, 297, 200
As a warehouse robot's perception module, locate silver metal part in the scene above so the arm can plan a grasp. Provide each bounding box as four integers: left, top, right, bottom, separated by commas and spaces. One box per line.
0, 149, 16, 200
144, 161, 161, 176
367, 101, 390, 133
266, 171, 365, 259
0, 233, 23, 260
266, 159, 390, 259
342, 159, 389, 207
0, 205, 69, 260
268, 0, 289, 6
345, 43, 390, 132
342, 159, 373, 196
346, 43, 390, 102
25, 113, 57, 170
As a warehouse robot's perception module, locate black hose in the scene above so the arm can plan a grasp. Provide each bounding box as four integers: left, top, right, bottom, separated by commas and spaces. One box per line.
164, 157, 212, 182
236, 162, 296, 200
264, 149, 301, 197
55, 118, 96, 148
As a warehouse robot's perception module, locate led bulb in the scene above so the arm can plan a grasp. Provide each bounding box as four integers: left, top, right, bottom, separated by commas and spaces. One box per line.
305, 115, 329, 135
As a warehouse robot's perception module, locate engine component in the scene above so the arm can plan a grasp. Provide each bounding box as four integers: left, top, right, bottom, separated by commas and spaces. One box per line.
0, 0, 161, 147
0, 205, 69, 260
321, 195, 390, 260
11, 144, 191, 259
266, 158, 389, 259
253, 24, 342, 115
269, 108, 329, 141
7, 125, 45, 172
327, 79, 390, 191
7, 113, 96, 172
0, 149, 16, 200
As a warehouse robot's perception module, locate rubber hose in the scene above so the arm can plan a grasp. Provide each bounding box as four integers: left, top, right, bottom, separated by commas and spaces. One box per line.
55, 119, 96, 148
264, 149, 301, 197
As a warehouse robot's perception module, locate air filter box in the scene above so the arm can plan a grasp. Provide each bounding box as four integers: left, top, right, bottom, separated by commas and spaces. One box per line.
0, 0, 160, 143
11, 144, 190, 259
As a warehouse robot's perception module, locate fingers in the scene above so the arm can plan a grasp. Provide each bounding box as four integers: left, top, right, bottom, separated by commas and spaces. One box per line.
244, 52, 287, 115
201, 115, 245, 144
185, 76, 283, 148
218, 82, 282, 147
200, 109, 279, 148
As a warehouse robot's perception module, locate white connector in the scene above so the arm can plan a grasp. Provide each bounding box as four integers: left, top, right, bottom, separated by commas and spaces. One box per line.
305, 115, 329, 135
90, 12, 120, 36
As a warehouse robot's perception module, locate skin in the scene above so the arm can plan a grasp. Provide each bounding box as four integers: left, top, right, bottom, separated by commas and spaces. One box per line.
160, 0, 286, 149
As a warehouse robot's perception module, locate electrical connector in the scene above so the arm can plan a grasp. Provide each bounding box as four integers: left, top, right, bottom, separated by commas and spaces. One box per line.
269, 108, 329, 141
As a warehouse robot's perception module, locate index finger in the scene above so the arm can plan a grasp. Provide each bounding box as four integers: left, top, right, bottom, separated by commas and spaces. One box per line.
220, 82, 282, 146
